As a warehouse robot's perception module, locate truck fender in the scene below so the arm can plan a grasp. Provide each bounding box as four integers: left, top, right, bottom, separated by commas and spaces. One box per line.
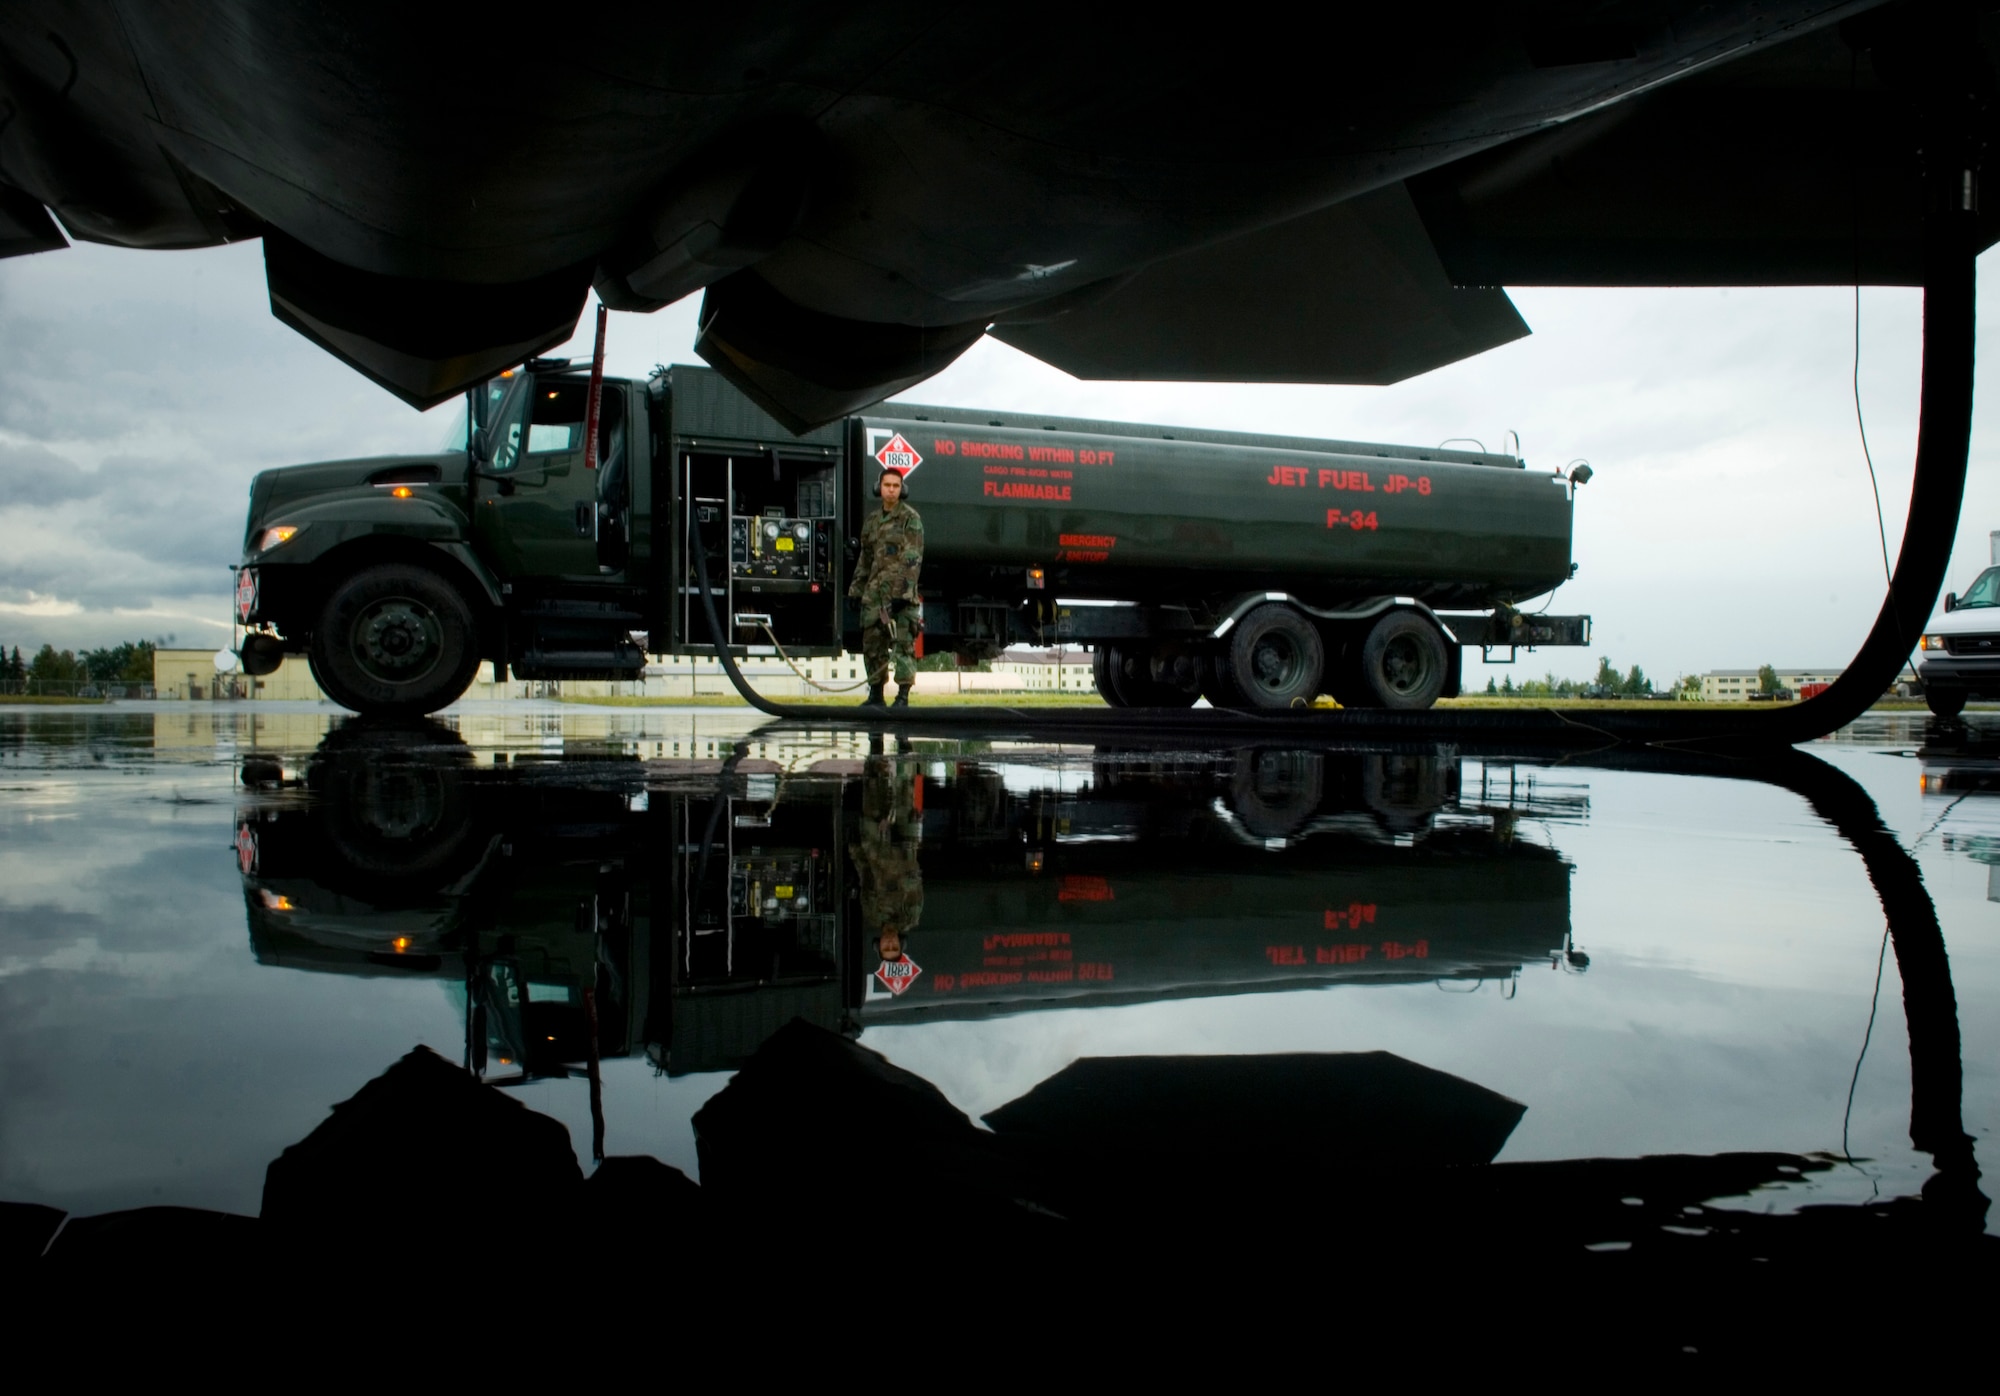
1209, 592, 1431, 639
427, 542, 505, 609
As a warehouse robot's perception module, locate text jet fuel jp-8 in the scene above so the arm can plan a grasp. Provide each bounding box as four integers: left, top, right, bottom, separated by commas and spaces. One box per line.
232, 363, 1592, 715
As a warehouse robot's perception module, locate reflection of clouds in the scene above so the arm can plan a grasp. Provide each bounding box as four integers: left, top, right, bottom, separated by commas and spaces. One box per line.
0, 770, 467, 1215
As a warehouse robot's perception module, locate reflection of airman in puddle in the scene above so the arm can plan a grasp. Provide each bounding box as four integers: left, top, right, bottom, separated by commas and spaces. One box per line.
853, 751, 924, 982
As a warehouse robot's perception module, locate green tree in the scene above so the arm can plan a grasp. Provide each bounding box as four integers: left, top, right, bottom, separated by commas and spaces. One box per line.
1622, 663, 1652, 696
1758, 663, 1782, 696
1676, 673, 1703, 700
28, 645, 83, 682
1500, 675, 1515, 695
915, 648, 990, 672
1593, 656, 1619, 690
1484, 676, 1498, 694
82, 640, 155, 683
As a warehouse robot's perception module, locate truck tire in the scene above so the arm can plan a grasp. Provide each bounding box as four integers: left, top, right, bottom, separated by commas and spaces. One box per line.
1926, 686, 1968, 718
1201, 652, 1246, 708
311, 720, 483, 898
1230, 749, 1324, 839
1111, 644, 1201, 708
1224, 604, 1323, 710
309, 563, 482, 717
1092, 648, 1129, 706
1357, 610, 1450, 711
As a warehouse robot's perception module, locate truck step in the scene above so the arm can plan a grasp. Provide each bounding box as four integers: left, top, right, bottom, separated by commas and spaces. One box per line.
513, 643, 647, 680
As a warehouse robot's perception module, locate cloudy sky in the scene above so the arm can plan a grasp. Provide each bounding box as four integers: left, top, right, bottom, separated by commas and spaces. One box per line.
5, 236, 2000, 684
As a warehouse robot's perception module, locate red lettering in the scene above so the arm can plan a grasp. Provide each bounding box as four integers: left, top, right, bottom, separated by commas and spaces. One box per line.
1315, 944, 1371, 965
1379, 939, 1430, 960
1058, 875, 1116, 902
934, 439, 957, 455
1323, 903, 1378, 931
1264, 945, 1308, 966
1058, 534, 1116, 548
1417, 475, 1431, 495
984, 932, 1074, 949
1077, 962, 1115, 981
962, 440, 1026, 460
987, 482, 1072, 502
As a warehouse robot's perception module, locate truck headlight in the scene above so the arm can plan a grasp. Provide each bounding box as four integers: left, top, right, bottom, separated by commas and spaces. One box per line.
257, 525, 300, 552
1921, 634, 1947, 651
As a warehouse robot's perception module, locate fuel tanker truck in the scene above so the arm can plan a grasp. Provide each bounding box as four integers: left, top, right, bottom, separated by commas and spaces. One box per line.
233, 362, 1591, 715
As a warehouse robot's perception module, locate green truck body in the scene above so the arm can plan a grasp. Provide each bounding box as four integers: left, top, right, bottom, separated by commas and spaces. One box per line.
236, 362, 1589, 715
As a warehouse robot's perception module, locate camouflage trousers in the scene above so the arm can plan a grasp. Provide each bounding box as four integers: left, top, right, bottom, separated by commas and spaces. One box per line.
862, 615, 918, 687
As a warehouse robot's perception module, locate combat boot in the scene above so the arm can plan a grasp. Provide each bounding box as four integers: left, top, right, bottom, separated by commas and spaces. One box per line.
860, 684, 886, 707
891, 686, 910, 708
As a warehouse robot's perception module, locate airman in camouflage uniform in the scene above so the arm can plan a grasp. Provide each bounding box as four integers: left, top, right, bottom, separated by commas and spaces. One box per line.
852, 751, 924, 976
849, 469, 923, 707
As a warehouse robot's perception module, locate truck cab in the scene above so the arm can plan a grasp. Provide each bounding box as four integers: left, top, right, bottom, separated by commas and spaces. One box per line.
236, 361, 1589, 716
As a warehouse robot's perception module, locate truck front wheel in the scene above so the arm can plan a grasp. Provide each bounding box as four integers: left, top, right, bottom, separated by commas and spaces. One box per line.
1223, 604, 1324, 710
1926, 686, 1968, 718
309, 563, 482, 717
1357, 610, 1449, 710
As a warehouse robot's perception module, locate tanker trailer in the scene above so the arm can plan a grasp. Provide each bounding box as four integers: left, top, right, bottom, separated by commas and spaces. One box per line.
846, 400, 1590, 710
233, 362, 1589, 715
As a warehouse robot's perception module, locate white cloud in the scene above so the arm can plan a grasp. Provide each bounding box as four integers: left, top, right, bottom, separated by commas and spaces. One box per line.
0, 591, 82, 617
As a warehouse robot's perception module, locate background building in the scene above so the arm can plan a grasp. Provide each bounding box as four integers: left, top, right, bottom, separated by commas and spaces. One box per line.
1699, 668, 1840, 701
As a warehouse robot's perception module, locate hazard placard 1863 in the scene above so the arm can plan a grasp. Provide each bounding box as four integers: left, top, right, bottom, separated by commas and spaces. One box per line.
874, 432, 922, 475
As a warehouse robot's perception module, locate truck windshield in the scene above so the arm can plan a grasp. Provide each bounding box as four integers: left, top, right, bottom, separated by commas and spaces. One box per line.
1958, 568, 2000, 609
435, 400, 468, 453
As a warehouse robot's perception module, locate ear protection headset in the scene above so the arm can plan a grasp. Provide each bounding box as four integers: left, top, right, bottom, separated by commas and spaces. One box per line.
873, 469, 909, 497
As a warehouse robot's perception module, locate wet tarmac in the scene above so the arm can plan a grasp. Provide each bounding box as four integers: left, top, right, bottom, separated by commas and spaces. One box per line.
3, 701, 1996, 1348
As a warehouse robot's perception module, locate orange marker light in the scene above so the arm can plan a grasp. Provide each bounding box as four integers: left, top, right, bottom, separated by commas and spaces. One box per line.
392, 936, 410, 953
391, 486, 413, 498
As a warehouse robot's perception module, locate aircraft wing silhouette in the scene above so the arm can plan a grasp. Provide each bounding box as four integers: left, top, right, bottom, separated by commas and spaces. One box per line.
3, 2, 1994, 428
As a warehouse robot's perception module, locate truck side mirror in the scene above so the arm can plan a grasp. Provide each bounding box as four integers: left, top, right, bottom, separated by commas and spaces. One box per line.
1946, 592, 1958, 612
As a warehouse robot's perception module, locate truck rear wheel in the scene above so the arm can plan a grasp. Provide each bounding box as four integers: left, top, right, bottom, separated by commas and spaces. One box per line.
1223, 604, 1323, 710
1357, 610, 1449, 710
309, 563, 482, 717
1109, 644, 1201, 708
1092, 648, 1128, 706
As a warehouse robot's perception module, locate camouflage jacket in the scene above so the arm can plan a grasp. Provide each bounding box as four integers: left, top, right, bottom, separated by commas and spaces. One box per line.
849, 499, 924, 605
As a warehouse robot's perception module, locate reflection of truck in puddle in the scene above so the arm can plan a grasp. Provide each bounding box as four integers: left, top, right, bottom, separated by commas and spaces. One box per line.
236, 727, 1580, 1078
1917, 728, 2000, 900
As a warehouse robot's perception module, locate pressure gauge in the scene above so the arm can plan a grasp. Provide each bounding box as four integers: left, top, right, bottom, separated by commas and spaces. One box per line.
764, 521, 779, 538
795, 523, 810, 541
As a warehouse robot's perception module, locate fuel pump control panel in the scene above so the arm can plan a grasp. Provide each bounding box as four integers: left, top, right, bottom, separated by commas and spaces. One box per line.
730, 513, 831, 591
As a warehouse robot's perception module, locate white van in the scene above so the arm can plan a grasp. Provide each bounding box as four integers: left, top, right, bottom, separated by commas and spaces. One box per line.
1917, 568, 2000, 716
